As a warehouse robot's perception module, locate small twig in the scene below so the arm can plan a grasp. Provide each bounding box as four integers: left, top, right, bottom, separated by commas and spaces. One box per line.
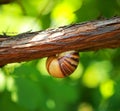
0, 17, 120, 66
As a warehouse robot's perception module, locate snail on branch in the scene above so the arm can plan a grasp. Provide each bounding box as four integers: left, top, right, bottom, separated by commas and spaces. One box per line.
46, 51, 79, 78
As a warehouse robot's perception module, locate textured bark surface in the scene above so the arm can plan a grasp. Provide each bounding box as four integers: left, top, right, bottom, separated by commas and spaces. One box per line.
0, 17, 120, 66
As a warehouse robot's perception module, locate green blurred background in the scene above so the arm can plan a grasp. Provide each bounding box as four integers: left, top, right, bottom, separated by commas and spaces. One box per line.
0, 0, 120, 111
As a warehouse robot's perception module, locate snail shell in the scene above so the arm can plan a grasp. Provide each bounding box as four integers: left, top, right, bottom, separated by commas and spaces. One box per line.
46, 51, 79, 78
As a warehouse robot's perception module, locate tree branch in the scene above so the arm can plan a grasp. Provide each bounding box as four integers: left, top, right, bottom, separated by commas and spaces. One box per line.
0, 17, 120, 66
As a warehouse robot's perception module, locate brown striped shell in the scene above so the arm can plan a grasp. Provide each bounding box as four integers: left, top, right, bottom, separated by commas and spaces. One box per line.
46, 51, 79, 78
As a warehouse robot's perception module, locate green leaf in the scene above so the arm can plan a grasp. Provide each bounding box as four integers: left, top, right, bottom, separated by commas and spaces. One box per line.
11, 77, 44, 110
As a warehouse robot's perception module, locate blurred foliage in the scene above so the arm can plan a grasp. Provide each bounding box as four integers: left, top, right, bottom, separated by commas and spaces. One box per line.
0, 0, 120, 111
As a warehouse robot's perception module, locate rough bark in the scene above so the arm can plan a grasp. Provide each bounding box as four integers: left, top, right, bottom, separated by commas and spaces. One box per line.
0, 17, 120, 66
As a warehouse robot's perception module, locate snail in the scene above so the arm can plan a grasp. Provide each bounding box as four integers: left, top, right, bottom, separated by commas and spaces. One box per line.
46, 51, 79, 78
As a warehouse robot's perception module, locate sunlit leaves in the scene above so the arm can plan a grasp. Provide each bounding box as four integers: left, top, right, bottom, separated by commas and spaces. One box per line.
0, 70, 6, 92
82, 61, 112, 88
51, 0, 82, 26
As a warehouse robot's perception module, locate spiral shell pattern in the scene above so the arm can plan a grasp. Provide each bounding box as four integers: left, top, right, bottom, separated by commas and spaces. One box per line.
46, 51, 79, 78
